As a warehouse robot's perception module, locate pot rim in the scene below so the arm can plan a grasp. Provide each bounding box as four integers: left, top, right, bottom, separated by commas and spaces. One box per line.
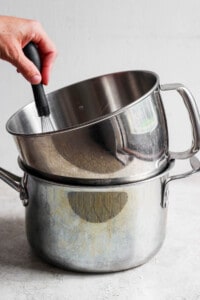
19, 158, 175, 188
6, 69, 160, 137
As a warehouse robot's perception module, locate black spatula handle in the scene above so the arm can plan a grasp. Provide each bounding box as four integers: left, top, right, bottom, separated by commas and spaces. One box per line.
23, 42, 50, 117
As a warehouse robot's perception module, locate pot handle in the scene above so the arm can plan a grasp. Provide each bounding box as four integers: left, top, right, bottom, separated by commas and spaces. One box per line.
0, 167, 28, 206
160, 83, 200, 159
162, 156, 200, 208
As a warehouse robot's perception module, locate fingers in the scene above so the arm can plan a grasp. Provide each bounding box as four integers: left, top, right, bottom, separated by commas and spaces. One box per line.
15, 54, 42, 84
17, 35, 57, 85
40, 51, 56, 85
0, 16, 57, 85
3, 44, 42, 84
27, 22, 57, 84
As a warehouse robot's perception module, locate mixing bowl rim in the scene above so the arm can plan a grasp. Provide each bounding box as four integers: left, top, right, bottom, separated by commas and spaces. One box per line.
6, 69, 159, 137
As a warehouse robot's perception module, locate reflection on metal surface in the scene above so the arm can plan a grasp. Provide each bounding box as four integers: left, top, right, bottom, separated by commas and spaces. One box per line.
68, 192, 128, 223
6, 70, 200, 183
0, 158, 199, 272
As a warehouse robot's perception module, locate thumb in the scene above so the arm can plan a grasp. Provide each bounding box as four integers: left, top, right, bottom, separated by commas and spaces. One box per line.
13, 52, 42, 84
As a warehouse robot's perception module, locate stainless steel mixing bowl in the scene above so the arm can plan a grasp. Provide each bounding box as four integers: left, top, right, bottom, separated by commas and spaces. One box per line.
6, 70, 200, 184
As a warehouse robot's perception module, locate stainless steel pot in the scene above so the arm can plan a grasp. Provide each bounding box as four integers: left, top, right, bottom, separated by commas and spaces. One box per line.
0, 157, 199, 273
6, 70, 200, 184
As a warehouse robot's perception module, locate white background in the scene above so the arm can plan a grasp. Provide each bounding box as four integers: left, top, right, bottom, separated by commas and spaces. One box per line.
1, 1, 200, 299
0, 0, 200, 173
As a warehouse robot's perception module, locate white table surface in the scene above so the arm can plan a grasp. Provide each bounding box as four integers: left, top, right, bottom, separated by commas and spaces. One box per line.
0, 170, 200, 300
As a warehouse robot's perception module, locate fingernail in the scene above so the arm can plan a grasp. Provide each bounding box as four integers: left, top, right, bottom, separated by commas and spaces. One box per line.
31, 74, 41, 84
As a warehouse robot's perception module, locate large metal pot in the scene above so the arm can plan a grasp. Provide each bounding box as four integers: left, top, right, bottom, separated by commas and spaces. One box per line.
6, 70, 200, 184
0, 157, 199, 273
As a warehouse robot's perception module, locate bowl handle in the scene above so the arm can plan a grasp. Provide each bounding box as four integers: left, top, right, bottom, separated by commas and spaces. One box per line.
161, 156, 200, 208
0, 167, 28, 206
160, 83, 200, 159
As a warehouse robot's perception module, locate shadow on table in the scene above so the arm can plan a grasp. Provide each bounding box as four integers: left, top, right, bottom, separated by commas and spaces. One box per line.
0, 217, 94, 277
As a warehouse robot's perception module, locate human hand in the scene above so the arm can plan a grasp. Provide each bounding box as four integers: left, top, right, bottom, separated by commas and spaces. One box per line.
0, 15, 57, 85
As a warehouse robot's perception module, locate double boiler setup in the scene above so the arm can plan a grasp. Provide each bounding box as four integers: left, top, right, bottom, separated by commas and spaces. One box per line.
1, 45, 200, 273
